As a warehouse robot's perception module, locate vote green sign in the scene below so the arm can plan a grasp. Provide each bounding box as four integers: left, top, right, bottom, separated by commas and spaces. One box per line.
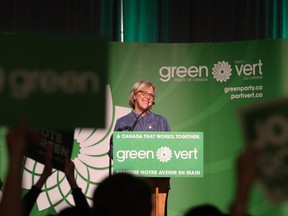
25, 129, 75, 171
0, 33, 107, 129
239, 96, 288, 204
113, 131, 204, 177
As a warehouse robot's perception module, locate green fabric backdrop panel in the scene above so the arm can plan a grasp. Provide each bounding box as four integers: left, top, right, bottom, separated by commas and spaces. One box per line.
108, 39, 284, 216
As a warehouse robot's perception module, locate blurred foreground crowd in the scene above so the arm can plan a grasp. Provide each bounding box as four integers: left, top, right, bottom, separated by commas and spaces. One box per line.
0, 122, 259, 216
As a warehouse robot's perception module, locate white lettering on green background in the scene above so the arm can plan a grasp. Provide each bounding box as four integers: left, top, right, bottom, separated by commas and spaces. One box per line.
2, 68, 100, 100
159, 65, 209, 82
116, 150, 154, 162
174, 148, 198, 159
115, 147, 199, 162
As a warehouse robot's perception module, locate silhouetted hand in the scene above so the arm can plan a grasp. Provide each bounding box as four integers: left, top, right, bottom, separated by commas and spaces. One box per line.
0, 178, 3, 190
1, 120, 40, 216
65, 157, 78, 190
6, 121, 29, 164
35, 145, 53, 189
236, 147, 259, 193
230, 146, 259, 216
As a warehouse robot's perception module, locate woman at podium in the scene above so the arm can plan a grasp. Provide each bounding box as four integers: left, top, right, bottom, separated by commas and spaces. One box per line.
114, 80, 171, 216
114, 80, 170, 132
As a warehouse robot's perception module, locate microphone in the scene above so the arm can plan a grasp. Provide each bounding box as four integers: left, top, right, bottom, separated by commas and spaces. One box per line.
130, 102, 155, 131
117, 126, 132, 131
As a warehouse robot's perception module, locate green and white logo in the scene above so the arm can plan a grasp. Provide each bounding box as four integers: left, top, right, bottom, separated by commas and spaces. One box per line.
156, 146, 172, 163
212, 60, 232, 82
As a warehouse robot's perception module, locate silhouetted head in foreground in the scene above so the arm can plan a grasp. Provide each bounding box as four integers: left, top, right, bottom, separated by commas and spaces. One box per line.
57, 206, 90, 216
184, 204, 224, 216
92, 173, 152, 216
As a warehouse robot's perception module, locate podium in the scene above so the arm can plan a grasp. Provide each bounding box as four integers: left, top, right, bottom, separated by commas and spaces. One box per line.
149, 177, 169, 216
112, 131, 204, 216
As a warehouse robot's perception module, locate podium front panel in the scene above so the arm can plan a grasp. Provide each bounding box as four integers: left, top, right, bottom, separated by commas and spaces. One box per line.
113, 131, 203, 177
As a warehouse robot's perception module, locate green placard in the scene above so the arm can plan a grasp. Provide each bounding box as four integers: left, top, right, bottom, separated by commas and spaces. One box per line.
25, 129, 75, 171
113, 131, 203, 177
239, 96, 288, 204
0, 33, 107, 129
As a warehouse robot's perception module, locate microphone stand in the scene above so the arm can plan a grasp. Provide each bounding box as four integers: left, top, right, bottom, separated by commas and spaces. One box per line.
109, 102, 154, 176
130, 102, 154, 131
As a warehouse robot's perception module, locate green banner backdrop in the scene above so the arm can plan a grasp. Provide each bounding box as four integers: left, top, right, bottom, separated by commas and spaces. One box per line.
1, 38, 288, 216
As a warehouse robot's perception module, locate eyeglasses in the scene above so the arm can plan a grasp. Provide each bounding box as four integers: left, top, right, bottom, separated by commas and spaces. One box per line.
139, 91, 155, 99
